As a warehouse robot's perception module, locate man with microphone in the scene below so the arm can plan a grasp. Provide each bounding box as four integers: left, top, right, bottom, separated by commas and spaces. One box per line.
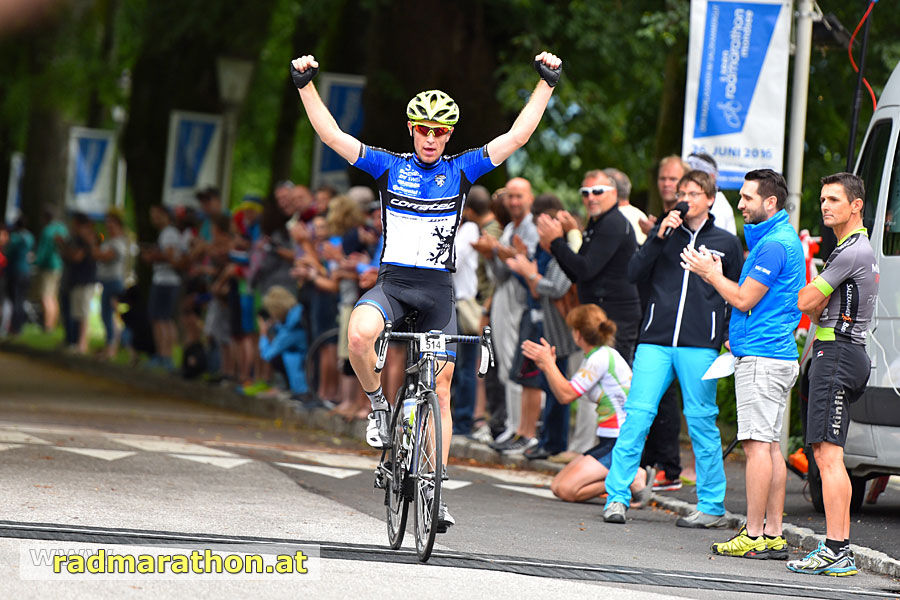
602, 170, 743, 526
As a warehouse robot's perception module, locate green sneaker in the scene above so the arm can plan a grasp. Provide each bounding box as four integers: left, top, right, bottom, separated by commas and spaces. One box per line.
765, 534, 789, 560
711, 527, 768, 559
241, 380, 270, 397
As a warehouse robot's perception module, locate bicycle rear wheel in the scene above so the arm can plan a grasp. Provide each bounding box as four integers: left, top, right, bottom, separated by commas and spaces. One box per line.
385, 389, 410, 549
412, 390, 442, 562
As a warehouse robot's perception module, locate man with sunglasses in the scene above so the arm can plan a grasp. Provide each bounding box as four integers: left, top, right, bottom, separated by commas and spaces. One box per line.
290, 51, 562, 532
536, 169, 641, 364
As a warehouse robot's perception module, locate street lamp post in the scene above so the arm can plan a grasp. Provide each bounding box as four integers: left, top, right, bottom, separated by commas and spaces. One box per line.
216, 57, 254, 207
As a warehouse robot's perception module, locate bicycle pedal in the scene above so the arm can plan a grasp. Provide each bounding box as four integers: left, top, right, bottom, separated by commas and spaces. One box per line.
373, 469, 387, 490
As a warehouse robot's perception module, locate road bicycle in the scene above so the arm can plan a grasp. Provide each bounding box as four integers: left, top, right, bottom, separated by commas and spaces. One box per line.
373, 320, 494, 562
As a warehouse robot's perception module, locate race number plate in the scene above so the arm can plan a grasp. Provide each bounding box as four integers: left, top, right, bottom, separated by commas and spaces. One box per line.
421, 334, 446, 353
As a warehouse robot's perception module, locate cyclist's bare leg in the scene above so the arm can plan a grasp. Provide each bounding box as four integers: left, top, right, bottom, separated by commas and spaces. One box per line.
435, 362, 454, 466
347, 304, 385, 396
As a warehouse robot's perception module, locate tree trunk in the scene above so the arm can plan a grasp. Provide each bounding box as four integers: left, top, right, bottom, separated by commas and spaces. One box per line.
648, 37, 688, 216
352, 0, 507, 190
0, 118, 11, 223
85, 0, 119, 128
267, 7, 324, 194
21, 106, 68, 229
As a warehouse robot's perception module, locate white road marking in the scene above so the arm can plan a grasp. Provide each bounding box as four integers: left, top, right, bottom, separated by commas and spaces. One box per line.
275, 462, 362, 479
0, 443, 23, 451
441, 480, 472, 490
111, 438, 236, 457
494, 484, 557, 499
0, 430, 52, 445
55, 448, 136, 461
281, 450, 380, 470
168, 454, 252, 469
456, 465, 554, 487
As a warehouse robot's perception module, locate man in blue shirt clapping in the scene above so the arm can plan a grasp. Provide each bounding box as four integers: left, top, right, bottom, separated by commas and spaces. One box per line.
681, 169, 805, 559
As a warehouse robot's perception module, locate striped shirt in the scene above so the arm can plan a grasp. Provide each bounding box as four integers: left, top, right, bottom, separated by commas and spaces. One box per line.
569, 345, 632, 438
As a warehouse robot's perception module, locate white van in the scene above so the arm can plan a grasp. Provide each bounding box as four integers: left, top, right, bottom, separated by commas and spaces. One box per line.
802, 60, 900, 512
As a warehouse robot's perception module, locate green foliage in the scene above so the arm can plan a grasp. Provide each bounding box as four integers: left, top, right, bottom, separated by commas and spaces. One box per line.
3, 0, 900, 242
797, 4, 900, 233
491, 0, 683, 200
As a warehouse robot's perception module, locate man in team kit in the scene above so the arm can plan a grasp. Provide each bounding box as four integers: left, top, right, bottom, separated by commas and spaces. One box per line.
790, 173, 879, 576
290, 51, 562, 531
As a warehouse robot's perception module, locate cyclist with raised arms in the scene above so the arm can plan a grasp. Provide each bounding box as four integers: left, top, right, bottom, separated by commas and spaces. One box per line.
290, 51, 562, 532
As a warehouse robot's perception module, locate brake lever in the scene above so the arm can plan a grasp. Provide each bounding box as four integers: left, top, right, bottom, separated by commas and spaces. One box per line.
477, 326, 495, 377
374, 321, 392, 373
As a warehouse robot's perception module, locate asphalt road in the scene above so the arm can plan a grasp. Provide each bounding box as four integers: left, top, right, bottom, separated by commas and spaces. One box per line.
1, 351, 898, 599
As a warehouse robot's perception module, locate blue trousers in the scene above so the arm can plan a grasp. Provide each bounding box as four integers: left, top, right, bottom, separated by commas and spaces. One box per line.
451, 340, 478, 435
538, 354, 570, 454
604, 344, 726, 516
100, 279, 124, 345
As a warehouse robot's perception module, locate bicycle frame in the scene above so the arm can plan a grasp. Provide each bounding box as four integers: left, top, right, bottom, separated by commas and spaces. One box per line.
374, 323, 494, 561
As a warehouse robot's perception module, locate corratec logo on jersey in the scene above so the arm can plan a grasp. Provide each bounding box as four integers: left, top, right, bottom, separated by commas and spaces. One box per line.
389, 198, 455, 214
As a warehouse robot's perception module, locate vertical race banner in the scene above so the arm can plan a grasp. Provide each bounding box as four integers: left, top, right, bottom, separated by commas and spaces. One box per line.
682, 0, 793, 189
65, 127, 116, 217
162, 111, 222, 207
311, 73, 366, 191
5, 152, 23, 224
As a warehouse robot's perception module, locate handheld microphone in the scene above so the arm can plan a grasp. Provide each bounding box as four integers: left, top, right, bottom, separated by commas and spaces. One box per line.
662, 201, 689, 239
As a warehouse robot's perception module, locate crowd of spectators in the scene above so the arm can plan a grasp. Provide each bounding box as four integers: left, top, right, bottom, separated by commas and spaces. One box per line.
0, 154, 746, 492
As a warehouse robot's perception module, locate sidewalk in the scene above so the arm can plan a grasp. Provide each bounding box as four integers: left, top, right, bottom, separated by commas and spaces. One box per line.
3, 340, 899, 578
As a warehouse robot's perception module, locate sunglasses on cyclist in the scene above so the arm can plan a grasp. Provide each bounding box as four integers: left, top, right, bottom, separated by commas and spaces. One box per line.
412, 123, 452, 137
580, 185, 615, 197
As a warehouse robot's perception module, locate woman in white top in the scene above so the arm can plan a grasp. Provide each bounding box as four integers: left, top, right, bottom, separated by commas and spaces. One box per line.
522, 304, 654, 505
94, 210, 129, 358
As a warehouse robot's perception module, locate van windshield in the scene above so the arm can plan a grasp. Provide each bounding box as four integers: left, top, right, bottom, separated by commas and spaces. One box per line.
885, 127, 900, 256
856, 119, 892, 235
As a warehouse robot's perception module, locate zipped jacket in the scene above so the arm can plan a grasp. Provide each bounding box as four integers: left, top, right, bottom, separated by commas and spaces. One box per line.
628, 217, 743, 349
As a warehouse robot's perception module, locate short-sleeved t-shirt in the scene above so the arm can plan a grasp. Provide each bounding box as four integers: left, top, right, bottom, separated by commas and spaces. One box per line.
352, 145, 497, 272
152, 225, 185, 286
568, 345, 632, 438
812, 229, 878, 344
68, 237, 96, 286
35, 221, 68, 271
96, 236, 128, 282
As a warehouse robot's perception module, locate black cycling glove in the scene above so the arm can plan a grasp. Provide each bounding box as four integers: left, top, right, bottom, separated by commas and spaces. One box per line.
534, 59, 562, 88
290, 62, 318, 89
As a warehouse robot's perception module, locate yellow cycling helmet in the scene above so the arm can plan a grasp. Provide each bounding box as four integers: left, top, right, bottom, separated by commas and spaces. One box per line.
406, 90, 459, 125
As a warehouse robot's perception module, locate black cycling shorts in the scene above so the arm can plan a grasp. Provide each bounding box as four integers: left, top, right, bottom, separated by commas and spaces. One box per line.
806, 339, 870, 447
583, 436, 616, 469
356, 264, 458, 362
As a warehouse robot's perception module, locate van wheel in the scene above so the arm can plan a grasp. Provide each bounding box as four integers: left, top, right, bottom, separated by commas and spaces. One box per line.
807, 447, 825, 513
850, 475, 866, 513
805, 447, 867, 514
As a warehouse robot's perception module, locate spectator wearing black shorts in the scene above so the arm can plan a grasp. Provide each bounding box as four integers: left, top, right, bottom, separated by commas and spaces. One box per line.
790, 173, 879, 577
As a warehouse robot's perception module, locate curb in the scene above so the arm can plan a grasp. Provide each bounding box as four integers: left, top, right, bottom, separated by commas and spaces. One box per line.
4, 341, 900, 578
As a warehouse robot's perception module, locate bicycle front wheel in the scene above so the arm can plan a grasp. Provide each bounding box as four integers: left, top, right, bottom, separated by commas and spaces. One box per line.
386, 389, 410, 549
412, 390, 442, 562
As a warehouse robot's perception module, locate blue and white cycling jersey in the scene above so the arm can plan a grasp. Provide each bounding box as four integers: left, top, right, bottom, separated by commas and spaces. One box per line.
352, 144, 497, 272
